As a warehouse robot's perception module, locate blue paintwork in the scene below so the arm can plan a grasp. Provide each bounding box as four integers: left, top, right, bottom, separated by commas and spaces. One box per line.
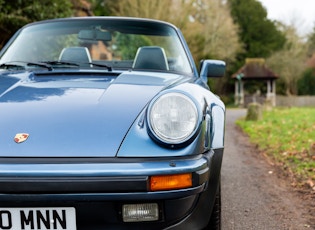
118, 82, 224, 157
0, 17, 226, 229
0, 71, 190, 157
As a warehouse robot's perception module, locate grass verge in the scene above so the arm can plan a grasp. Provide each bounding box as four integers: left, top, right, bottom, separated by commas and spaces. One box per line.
236, 107, 315, 189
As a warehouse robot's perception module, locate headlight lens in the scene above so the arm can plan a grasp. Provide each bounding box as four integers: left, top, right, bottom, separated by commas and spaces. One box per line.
148, 92, 199, 144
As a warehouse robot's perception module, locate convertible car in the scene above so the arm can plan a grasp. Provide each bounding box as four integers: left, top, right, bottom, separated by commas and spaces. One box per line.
0, 17, 225, 230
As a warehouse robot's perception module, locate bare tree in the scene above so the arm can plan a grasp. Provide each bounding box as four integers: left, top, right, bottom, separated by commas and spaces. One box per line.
188, 0, 241, 61
267, 25, 308, 95
109, 0, 241, 62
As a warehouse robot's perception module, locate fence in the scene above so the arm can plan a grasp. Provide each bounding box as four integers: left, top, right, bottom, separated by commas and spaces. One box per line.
276, 96, 315, 107
243, 95, 315, 107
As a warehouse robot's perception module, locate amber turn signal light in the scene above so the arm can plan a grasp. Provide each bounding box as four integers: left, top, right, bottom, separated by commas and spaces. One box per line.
149, 173, 192, 191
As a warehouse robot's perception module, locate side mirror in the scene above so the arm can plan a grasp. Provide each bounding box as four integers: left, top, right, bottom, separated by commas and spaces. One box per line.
200, 60, 226, 82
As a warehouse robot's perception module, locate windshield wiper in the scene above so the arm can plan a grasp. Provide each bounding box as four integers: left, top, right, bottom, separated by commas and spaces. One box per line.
88, 62, 112, 71
41, 61, 112, 70
0, 61, 52, 71
0, 63, 25, 70
27, 62, 53, 71
10, 60, 112, 71
1, 61, 53, 71
0, 61, 76, 71
41, 61, 80, 68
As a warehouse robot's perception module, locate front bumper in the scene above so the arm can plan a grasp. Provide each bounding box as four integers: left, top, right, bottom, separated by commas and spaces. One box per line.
0, 153, 209, 196
0, 149, 222, 229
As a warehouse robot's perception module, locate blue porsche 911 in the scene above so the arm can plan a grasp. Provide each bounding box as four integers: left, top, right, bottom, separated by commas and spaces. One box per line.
0, 17, 225, 230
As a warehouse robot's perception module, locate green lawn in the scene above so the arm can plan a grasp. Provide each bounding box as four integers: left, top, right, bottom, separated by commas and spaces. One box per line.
236, 107, 315, 187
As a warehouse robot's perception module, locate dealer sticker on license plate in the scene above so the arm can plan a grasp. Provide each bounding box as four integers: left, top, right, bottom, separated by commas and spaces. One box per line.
0, 207, 76, 230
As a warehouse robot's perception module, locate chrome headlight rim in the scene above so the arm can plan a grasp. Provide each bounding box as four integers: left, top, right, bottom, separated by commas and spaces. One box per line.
147, 91, 201, 147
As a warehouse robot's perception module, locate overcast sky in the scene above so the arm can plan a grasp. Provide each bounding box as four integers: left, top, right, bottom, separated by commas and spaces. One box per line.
258, 0, 315, 36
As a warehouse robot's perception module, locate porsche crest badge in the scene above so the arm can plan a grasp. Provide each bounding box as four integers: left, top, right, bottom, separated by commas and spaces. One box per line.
14, 133, 29, 143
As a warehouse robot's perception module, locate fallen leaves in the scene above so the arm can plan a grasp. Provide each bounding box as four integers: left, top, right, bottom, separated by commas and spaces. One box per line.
306, 180, 315, 191
237, 107, 315, 191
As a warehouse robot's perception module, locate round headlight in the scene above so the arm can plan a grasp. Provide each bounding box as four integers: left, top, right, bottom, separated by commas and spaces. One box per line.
148, 92, 199, 144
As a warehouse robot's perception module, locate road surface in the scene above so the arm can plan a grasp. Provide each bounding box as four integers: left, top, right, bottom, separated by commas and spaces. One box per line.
221, 109, 314, 230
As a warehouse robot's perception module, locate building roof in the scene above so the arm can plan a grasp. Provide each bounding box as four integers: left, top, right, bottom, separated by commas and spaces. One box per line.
232, 58, 278, 80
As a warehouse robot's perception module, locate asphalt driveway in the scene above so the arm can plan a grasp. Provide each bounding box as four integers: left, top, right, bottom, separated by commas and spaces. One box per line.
221, 109, 313, 229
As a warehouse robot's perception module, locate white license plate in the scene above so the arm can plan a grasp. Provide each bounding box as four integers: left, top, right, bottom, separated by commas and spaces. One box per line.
0, 207, 76, 230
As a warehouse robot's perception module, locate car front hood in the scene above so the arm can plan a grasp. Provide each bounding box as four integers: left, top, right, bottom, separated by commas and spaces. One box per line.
0, 71, 188, 157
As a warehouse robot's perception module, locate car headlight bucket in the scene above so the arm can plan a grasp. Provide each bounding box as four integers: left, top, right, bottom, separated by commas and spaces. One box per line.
147, 92, 200, 145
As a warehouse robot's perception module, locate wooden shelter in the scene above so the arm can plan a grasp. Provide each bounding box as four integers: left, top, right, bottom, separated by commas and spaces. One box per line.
232, 58, 278, 107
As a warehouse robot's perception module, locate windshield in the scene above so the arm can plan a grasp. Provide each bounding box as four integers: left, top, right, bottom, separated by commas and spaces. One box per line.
0, 18, 192, 74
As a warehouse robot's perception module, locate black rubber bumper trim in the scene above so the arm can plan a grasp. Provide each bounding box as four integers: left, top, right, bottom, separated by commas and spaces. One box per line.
0, 176, 148, 193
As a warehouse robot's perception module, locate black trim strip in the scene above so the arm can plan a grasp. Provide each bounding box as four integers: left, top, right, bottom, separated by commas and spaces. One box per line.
0, 176, 148, 193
